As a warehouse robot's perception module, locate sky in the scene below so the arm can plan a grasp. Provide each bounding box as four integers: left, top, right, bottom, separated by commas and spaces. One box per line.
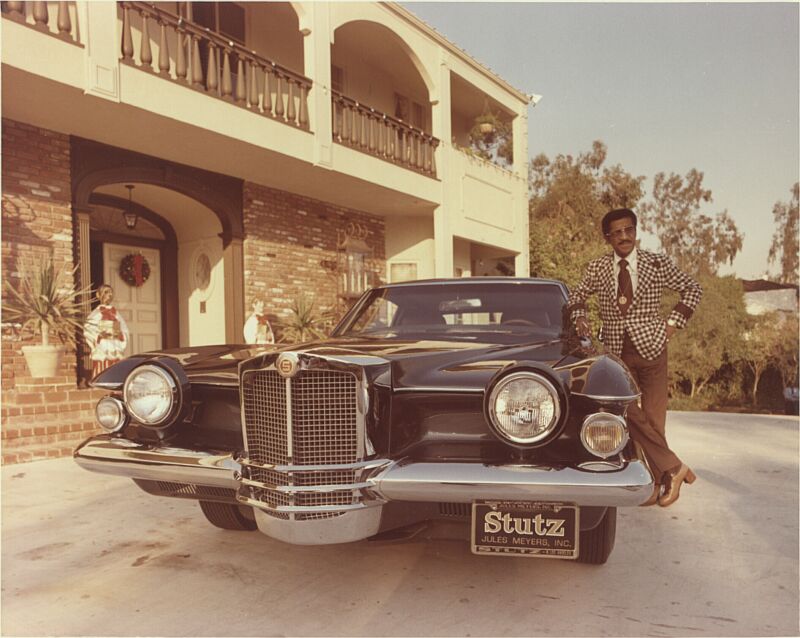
403, 2, 799, 280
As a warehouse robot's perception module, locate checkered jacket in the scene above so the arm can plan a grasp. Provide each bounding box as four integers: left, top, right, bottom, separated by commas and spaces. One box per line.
567, 249, 703, 360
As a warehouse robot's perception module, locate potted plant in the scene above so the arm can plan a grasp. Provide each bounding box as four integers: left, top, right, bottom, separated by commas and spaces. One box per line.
278, 295, 327, 344
3, 258, 90, 378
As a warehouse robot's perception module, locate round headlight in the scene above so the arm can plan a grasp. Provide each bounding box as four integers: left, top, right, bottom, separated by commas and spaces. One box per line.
487, 371, 561, 445
581, 412, 628, 458
95, 397, 126, 432
123, 364, 177, 425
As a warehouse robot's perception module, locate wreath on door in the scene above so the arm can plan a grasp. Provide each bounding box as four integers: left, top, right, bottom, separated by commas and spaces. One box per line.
119, 253, 151, 287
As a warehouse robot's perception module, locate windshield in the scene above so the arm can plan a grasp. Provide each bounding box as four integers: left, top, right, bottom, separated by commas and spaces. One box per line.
336, 282, 566, 340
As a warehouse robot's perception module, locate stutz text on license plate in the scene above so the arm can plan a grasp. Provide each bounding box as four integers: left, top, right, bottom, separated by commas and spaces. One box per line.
471, 501, 579, 559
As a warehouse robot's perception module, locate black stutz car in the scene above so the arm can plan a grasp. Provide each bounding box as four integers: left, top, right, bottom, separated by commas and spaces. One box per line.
75, 278, 653, 564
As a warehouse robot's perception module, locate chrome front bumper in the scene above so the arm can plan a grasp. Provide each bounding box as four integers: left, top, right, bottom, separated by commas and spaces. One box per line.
75, 435, 653, 543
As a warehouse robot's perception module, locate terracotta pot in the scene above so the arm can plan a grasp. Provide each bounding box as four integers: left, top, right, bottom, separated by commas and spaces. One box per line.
21, 344, 64, 378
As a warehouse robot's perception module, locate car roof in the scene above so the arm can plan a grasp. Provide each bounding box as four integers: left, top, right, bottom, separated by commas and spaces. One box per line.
380, 277, 566, 289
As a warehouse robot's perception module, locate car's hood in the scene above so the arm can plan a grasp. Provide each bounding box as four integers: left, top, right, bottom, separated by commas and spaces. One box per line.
93, 334, 612, 395
166, 335, 576, 390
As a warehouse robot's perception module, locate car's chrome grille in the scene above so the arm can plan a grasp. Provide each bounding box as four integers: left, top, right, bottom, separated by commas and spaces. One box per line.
242, 369, 288, 465
291, 372, 358, 465
240, 367, 361, 519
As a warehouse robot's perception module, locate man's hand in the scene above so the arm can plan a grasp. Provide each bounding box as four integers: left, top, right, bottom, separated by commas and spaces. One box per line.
666, 324, 677, 342
575, 317, 592, 338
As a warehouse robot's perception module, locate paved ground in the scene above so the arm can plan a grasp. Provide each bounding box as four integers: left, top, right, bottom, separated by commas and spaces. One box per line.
2, 411, 798, 637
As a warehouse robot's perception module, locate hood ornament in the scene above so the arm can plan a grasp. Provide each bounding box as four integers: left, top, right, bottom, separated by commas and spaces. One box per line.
276, 352, 300, 378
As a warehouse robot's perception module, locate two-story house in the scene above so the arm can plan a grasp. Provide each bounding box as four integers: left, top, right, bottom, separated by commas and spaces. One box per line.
1, 1, 536, 462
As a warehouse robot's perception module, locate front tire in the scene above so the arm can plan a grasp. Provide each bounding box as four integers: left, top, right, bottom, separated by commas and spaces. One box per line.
577, 507, 616, 564
199, 501, 257, 531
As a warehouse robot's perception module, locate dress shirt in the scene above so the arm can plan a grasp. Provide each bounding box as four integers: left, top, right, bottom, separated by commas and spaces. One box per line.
614, 248, 638, 296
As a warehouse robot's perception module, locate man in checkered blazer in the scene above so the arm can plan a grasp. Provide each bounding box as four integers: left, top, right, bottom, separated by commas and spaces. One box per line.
568, 208, 702, 507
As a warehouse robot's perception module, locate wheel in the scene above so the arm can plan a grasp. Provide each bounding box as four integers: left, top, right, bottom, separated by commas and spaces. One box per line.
198, 501, 257, 531
577, 507, 616, 564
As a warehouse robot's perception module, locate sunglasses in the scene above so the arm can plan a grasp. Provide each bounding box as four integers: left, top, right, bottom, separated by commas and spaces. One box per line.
605, 225, 636, 240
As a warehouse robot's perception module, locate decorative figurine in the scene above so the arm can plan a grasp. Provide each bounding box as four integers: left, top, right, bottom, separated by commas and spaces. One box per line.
83, 284, 130, 377
243, 299, 275, 345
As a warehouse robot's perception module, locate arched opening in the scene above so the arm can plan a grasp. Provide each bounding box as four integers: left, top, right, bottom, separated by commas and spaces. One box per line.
91, 184, 226, 353
71, 137, 245, 376
332, 20, 433, 132
247, 1, 305, 75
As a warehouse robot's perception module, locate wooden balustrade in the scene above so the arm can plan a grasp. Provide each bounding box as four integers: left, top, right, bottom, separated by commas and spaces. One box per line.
3, 1, 77, 42
332, 91, 439, 177
120, 1, 311, 130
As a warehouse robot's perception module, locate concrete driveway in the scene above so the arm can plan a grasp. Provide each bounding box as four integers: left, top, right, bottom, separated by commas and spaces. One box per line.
2, 411, 798, 637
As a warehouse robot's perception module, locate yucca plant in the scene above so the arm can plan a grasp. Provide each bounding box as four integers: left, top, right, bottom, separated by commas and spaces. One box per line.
3, 258, 92, 376
278, 295, 327, 344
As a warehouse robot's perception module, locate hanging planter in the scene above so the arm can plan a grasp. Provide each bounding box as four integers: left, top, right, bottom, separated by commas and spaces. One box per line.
119, 253, 151, 287
468, 111, 512, 166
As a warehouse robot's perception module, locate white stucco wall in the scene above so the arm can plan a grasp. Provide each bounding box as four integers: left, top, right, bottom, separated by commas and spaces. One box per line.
385, 216, 435, 281
178, 237, 226, 347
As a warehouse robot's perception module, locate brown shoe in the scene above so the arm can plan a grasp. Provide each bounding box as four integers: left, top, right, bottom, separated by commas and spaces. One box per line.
658, 464, 697, 507
640, 481, 662, 507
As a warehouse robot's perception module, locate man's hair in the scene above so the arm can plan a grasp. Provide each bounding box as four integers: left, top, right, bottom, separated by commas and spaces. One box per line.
601, 208, 638, 235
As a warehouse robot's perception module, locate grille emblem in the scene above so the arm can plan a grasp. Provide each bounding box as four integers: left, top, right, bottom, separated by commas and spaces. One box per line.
276, 352, 300, 378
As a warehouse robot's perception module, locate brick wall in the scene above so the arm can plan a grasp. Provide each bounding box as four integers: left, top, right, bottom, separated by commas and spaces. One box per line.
243, 182, 386, 332
1, 119, 103, 464
2, 118, 76, 388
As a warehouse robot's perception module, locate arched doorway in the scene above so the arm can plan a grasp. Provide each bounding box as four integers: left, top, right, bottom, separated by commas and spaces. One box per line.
71, 137, 245, 378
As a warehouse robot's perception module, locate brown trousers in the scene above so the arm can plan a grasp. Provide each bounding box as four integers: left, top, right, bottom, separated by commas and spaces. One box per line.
621, 333, 681, 481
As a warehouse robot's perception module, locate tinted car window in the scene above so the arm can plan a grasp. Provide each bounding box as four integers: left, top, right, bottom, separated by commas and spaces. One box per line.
338, 282, 566, 340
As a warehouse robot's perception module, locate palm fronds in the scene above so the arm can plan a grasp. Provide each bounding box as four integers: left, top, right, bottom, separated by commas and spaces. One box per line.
3, 257, 92, 347
278, 295, 327, 344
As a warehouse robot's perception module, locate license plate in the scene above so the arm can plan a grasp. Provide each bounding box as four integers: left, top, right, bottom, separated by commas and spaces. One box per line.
471, 501, 579, 559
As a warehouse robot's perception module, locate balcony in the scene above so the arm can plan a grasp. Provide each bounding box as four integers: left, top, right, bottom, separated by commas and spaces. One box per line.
2, 1, 529, 212
1, 1, 81, 44
332, 91, 438, 178
119, 2, 311, 130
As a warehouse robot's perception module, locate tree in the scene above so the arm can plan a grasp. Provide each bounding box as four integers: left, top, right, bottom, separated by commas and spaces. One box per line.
665, 275, 748, 398
639, 169, 743, 276
768, 183, 799, 285
528, 140, 645, 287
771, 312, 799, 390
739, 313, 786, 405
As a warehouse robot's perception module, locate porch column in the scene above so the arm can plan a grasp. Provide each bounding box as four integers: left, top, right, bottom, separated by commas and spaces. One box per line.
433, 205, 453, 278
82, 1, 120, 101
222, 236, 245, 343
512, 108, 529, 179
306, 3, 333, 168
74, 207, 93, 378
431, 51, 452, 179
513, 105, 530, 276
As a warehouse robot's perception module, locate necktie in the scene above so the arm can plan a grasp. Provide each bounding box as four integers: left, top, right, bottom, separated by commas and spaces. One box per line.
618, 259, 633, 315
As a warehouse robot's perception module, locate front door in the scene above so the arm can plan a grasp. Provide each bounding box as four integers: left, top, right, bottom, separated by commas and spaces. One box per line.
103, 243, 162, 356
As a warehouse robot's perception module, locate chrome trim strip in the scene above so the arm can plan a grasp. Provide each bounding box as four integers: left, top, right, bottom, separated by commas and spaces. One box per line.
393, 386, 484, 394
571, 392, 641, 402
238, 476, 374, 493
237, 457, 390, 473
73, 436, 238, 488
371, 460, 654, 507
237, 495, 375, 513
284, 376, 293, 462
